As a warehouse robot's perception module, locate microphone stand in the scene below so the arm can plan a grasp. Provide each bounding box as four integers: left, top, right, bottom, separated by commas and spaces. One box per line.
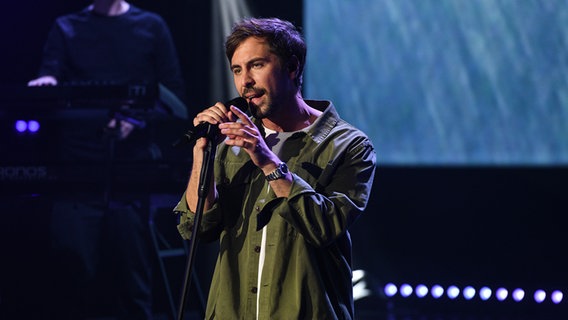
177, 125, 218, 320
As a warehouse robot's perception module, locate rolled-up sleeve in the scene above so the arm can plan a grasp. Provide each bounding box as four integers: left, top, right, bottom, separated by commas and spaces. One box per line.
173, 192, 223, 242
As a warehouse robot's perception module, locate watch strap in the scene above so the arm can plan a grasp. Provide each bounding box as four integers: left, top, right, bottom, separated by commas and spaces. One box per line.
265, 162, 288, 181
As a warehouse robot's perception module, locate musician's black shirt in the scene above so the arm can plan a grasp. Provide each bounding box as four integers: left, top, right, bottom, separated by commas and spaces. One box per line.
38, 5, 184, 98
35, 5, 186, 162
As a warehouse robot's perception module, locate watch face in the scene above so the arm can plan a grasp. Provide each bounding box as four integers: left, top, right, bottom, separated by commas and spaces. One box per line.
266, 162, 288, 181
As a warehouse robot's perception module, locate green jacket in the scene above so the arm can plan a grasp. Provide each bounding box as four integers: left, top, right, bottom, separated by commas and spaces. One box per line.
175, 100, 376, 319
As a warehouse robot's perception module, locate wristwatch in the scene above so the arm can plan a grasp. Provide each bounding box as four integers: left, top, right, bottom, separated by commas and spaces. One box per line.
265, 162, 289, 181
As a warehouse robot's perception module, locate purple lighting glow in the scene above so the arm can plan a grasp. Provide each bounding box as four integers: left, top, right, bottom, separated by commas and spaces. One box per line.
479, 287, 492, 301
431, 285, 444, 299
447, 286, 460, 300
14, 120, 41, 133
534, 290, 546, 303
415, 284, 429, 298
512, 288, 525, 302
552, 290, 563, 304
400, 284, 413, 297
28, 120, 40, 132
15, 120, 27, 133
378, 280, 564, 307
384, 283, 397, 297
496, 288, 509, 301
463, 286, 476, 300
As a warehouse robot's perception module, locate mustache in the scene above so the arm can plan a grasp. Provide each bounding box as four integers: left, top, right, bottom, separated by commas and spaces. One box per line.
242, 87, 265, 99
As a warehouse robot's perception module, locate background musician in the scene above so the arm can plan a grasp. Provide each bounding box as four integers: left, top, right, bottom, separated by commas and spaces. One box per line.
26, 1, 186, 319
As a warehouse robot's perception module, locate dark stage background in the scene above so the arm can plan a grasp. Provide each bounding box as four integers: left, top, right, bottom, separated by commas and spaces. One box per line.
1, 1, 567, 319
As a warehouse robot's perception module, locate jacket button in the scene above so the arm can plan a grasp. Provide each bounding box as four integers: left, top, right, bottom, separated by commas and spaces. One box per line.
251, 287, 258, 294
254, 246, 261, 253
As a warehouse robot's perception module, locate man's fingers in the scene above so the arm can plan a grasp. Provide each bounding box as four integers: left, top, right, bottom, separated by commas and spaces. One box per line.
219, 123, 249, 138
230, 105, 253, 125
193, 103, 230, 126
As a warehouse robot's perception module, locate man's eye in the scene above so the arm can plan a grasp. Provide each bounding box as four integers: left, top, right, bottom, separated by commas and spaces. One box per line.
232, 69, 241, 75
252, 63, 263, 69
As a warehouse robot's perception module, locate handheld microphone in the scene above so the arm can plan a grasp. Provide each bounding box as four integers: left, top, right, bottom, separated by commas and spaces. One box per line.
173, 97, 249, 147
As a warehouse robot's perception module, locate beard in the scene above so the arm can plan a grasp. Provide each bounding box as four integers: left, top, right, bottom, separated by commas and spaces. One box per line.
244, 87, 272, 119
250, 102, 271, 119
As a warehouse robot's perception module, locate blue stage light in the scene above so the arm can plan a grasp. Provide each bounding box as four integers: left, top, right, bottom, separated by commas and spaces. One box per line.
431, 285, 444, 299
28, 120, 40, 133
534, 290, 546, 303
400, 284, 413, 297
496, 288, 509, 301
512, 288, 525, 302
463, 286, 476, 300
415, 284, 428, 298
384, 283, 397, 297
447, 286, 460, 299
552, 290, 563, 304
479, 287, 492, 301
15, 120, 27, 133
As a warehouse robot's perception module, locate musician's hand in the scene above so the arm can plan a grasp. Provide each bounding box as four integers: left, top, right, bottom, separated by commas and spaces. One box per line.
107, 118, 135, 140
219, 105, 278, 169
192, 101, 235, 151
192, 101, 234, 127
27, 76, 58, 87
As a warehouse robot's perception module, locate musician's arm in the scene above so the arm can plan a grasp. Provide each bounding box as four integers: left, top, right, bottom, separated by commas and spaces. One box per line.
29, 20, 66, 87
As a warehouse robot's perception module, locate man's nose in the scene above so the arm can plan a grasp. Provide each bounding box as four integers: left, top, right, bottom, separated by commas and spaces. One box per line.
241, 70, 255, 88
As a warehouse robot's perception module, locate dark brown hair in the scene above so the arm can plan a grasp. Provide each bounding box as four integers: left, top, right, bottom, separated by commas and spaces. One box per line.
225, 17, 306, 88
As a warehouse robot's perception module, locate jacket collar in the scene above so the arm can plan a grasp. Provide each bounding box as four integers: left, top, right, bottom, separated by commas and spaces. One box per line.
252, 100, 340, 144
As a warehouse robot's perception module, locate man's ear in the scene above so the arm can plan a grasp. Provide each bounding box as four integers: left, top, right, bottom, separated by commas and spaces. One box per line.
287, 55, 300, 78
